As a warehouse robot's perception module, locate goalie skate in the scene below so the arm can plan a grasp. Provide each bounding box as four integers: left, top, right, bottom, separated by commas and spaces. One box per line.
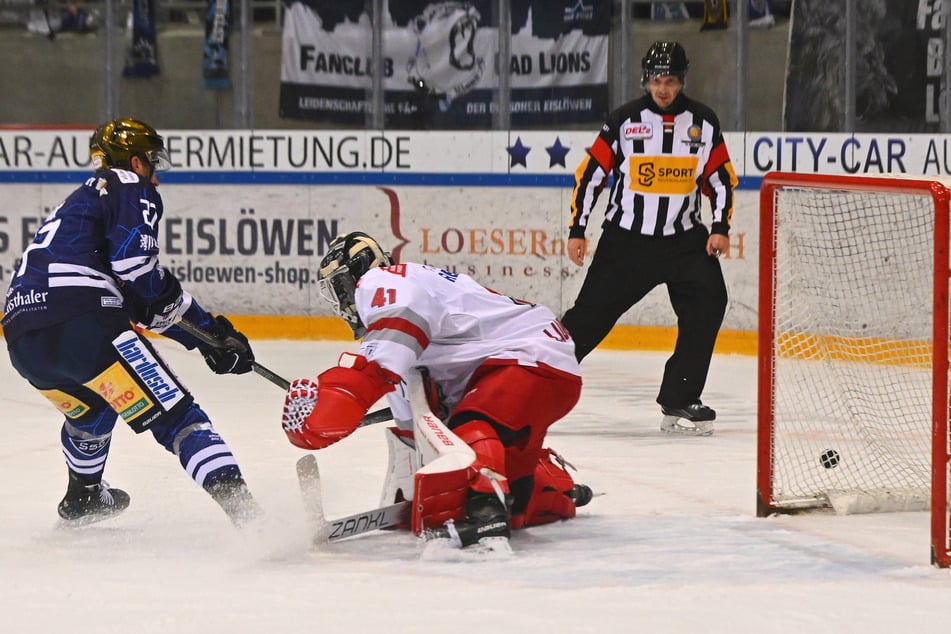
660, 402, 716, 436
421, 491, 513, 559
421, 533, 514, 561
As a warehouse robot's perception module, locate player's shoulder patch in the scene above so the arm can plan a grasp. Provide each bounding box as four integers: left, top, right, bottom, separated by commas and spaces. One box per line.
112, 168, 141, 184
380, 263, 408, 277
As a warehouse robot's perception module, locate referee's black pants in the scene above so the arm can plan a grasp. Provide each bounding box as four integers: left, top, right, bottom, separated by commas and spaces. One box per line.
561, 226, 727, 409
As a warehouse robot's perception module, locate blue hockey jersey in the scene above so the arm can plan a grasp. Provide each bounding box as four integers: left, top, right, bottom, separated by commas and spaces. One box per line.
2, 168, 209, 345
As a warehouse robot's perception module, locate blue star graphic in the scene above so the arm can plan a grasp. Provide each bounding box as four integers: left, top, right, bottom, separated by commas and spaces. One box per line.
545, 137, 570, 168
507, 137, 530, 168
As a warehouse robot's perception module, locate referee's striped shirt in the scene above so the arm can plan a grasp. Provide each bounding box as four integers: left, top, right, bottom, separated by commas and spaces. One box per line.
570, 93, 737, 239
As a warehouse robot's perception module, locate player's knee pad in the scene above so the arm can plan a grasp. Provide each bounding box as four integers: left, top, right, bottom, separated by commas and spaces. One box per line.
451, 419, 508, 494
168, 412, 243, 489
510, 448, 578, 529
149, 402, 211, 452
59, 402, 119, 438
146, 403, 241, 487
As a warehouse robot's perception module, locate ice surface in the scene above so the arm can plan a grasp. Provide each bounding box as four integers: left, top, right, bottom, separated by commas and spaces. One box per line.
1, 339, 948, 633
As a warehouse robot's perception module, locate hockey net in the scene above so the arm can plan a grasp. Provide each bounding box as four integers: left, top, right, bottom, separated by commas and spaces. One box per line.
757, 172, 951, 567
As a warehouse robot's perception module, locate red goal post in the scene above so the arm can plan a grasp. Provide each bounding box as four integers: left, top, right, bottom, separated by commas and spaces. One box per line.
757, 172, 951, 567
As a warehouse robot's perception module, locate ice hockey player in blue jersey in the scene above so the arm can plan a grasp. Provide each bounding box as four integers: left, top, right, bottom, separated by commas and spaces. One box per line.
3, 118, 260, 527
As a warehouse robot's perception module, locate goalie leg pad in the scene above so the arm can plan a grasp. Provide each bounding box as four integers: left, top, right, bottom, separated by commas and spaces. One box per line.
411, 466, 471, 534
409, 426, 509, 535
451, 420, 509, 495
511, 448, 578, 529
379, 426, 417, 509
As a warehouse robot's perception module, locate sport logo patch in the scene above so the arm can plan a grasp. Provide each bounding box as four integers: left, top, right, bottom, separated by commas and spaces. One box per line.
111, 331, 185, 410
623, 122, 653, 139
629, 155, 699, 195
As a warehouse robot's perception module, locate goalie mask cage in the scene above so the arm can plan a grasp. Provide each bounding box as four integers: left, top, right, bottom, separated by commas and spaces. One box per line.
757, 172, 951, 567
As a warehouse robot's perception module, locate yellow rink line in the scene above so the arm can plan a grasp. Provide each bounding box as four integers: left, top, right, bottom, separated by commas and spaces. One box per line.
0, 315, 759, 355
189, 316, 760, 356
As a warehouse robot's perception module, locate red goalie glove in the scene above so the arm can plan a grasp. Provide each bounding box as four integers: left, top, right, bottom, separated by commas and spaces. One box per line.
281, 353, 399, 450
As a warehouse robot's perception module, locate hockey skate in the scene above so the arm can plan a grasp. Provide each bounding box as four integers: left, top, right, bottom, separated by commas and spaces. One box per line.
206, 476, 262, 528
58, 480, 130, 526
568, 483, 594, 508
423, 492, 512, 556
660, 402, 716, 436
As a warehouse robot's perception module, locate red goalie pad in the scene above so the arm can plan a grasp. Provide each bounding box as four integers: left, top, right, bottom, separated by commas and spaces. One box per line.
282, 353, 398, 450
411, 466, 471, 534
511, 448, 578, 529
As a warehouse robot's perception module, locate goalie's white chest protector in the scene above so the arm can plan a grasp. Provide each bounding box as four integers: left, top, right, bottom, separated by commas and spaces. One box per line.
353, 263, 580, 414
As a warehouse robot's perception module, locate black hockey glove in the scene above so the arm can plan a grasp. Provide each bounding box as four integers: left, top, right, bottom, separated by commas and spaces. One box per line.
200, 315, 255, 375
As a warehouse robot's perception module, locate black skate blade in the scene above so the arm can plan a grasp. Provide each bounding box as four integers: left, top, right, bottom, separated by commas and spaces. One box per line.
56, 507, 128, 528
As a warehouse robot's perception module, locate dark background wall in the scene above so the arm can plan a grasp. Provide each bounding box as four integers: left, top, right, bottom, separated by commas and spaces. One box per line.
0, 11, 789, 130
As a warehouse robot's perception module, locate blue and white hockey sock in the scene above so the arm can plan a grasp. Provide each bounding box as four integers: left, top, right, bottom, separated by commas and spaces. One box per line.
61, 418, 115, 486
173, 422, 243, 490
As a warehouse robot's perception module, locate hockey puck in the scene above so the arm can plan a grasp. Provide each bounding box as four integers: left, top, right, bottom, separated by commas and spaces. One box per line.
819, 449, 840, 469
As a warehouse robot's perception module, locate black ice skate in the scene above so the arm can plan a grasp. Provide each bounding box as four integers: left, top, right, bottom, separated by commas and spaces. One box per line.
660, 401, 716, 436
58, 481, 130, 525
206, 476, 263, 528
568, 483, 594, 508
425, 491, 511, 553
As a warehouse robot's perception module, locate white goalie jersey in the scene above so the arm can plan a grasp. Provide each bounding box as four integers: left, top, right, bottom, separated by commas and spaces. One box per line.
352, 263, 580, 423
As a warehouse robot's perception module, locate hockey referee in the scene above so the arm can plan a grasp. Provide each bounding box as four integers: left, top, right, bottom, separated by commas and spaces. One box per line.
561, 41, 738, 436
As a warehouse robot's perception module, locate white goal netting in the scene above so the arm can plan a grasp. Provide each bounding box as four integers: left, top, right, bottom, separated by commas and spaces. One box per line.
765, 185, 939, 514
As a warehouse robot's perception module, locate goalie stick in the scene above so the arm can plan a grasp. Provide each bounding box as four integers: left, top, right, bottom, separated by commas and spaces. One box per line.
178, 318, 394, 427
295, 368, 476, 545
296, 454, 410, 543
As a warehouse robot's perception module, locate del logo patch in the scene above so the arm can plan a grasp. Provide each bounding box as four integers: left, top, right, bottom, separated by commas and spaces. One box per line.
623, 123, 653, 139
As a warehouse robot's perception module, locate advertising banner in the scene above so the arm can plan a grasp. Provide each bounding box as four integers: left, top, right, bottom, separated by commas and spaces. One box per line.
10, 127, 951, 333
785, 0, 941, 132
279, 0, 610, 128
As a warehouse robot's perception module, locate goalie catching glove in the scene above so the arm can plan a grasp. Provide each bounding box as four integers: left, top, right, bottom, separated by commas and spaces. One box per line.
198, 315, 255, 375
282, 353, 399, 450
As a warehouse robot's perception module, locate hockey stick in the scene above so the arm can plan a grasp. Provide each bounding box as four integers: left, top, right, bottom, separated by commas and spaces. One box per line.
405, 367, 475, 470
296, 454, 410, 543
178, 318, 394, 427
296, 371, 478, 546
176, 318, 291, 389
